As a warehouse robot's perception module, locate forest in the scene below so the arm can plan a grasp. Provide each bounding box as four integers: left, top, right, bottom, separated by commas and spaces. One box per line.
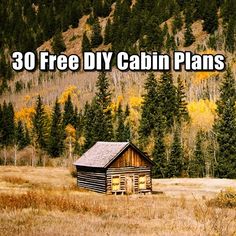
0, 0, 236, 179
1, 69, 236, 179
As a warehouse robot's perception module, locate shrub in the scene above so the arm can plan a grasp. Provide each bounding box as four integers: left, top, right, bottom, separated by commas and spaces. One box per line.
207, 188, 236, 208
70, 167, 77, 178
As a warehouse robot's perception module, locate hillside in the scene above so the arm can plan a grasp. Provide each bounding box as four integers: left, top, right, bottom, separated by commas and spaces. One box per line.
1, 1, 235, 110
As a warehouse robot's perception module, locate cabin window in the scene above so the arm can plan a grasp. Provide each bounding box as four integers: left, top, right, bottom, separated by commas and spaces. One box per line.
112, 176, 120, 191
139, 175, 146, 190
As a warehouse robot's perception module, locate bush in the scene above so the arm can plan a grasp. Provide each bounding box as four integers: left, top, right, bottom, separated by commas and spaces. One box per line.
70, 167, 77, 178
207, 188, 236, 208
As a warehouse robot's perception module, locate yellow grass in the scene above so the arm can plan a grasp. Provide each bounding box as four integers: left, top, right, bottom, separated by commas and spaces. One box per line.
0, 167, 235, 236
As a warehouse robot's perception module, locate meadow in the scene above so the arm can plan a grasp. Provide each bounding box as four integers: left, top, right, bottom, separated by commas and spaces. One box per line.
0, 166, 235, 236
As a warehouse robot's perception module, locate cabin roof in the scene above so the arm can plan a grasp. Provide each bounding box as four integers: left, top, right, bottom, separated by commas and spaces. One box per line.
73, 141, 154, 168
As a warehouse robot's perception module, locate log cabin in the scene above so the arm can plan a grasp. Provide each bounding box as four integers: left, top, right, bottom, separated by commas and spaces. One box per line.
74, 142, 154, 194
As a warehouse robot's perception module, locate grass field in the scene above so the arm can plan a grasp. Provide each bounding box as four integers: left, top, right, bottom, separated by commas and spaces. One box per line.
0, 166, 235, 236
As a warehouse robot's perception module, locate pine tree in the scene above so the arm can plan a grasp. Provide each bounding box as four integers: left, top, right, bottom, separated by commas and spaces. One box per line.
152, 108, 167, 178
165, 33, 176, 52
167, 127, 183, 177
83, 102, 96, 150
142, 16, 163, 51
92, 99, 110, 141
95, 72, 113, 140
184, 24, 195, 47
82, 32, 91, 52
172, 8, 183, 34
203, 1, 218, 34
159, 72, 177, 129
104, 18, 112, 45
115, 102, 127, 141
93, 0, 103, 17
48, 99, 64, 157
51, 31, 66, 54
32, 95, 48, 150
24, 126, 31, 146
63, 95, 75, 128
214, 67, 236, 178
125, 104, 130, 118
176, 76, 189, 124
91, 18, 103, 48
15, 120, 28, 150
189, 131, 205, 177
139, 73, 159, 143
225, 19, 235, 53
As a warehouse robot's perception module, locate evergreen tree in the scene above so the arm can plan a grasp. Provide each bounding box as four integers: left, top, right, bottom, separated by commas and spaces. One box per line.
184, 3, 194, 25
104, 18, 112, 45
95, 72, 113, 140
167, 127, 183, 177
184, 23, 195, 47
152, 108, 167, 178
82, 32, 91, 52
48, 99, 64, 157
115, 102, 127, 141
51, 31, 66, 54
172, 8, 183, 34
139, 73, 159, 143
24, 126, 31, 146
115, 103, 125, 142
91, 18, 103, 48
93, 0, 103, 17
15, 120, 28, 150
141, 16, 163, 51
165, 33, 176, 52
176, 76, 189, 124
125, 104, 130, 117
70, 1, 82, 28
63, 95, 75, 128
32, 95, 48, 150
159, 72, 177, 129
189, 131, 205, 177
203, 1, 218, 34
214, 67, 236, 178
83, 102, 96, 150
92, 99, 110, 141
225, 19, 235, 53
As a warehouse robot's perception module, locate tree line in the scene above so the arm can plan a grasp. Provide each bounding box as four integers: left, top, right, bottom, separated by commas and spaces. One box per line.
1, 69, 236, 178
0, 72, 130, 164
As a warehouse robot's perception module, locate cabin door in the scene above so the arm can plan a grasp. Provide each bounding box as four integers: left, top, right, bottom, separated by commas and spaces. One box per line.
126, 175, 134, 194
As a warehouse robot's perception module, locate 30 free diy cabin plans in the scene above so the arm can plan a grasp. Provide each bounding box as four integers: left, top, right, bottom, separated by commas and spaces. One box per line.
74, 142, 154, 194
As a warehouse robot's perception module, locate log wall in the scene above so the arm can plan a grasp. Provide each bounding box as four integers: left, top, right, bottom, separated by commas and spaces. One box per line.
106, 166, 152, 194
76, 167, 106, 193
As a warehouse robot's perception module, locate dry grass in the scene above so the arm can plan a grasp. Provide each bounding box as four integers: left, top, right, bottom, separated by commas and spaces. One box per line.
1, 176, 29, 185
0, 167, 235, 236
